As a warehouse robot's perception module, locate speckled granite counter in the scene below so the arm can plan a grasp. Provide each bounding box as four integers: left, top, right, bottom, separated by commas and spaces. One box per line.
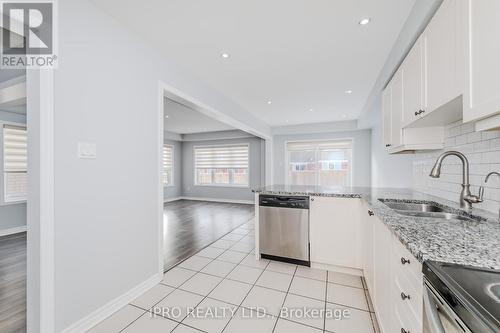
253, 185, 500, 270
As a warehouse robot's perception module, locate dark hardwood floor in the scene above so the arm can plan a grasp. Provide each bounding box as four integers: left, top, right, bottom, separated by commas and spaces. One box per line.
163, 200, 254, 270
0, 232, 26, 333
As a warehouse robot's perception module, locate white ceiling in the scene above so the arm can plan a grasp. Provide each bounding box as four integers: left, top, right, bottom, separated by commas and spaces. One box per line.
92, 0, 415, 126
164, 98, 234, 134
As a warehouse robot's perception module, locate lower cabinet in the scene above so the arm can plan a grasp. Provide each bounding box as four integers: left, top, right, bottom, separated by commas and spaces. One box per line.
310, 197, 362, 270
365, 212, 423, 333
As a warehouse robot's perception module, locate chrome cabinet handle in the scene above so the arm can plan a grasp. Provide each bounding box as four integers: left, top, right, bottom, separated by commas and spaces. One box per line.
310, 198, 314, 202
401, 292, 411, 300
401, 329, 410, 333
368, 210, 374, 216
401, 257, 410, 265
385, 144, 392, 147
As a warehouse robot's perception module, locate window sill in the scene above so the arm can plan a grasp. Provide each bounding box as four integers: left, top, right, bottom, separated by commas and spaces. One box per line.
194, 184, 250, 189
1, 199, 27, 206
163, 184, 175, 188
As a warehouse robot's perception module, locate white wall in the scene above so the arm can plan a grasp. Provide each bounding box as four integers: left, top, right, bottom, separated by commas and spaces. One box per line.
369, 98, 414, 188
272, 129, 372, 187
414, 121, 500, 214
51, 0, 269, 331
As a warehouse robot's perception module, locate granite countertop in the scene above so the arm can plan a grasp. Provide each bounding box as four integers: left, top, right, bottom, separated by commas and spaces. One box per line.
253, 185, 500, 270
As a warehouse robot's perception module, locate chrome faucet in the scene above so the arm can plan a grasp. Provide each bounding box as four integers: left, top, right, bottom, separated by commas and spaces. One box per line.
478, 171, 500, 221
429, 151, 482, 210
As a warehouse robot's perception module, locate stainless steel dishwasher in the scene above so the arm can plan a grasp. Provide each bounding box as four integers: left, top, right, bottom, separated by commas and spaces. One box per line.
259, 195, 310, 266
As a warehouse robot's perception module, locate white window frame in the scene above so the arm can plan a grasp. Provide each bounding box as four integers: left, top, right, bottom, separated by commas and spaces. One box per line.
0, 121, 27, 205
284, 138, 354, 187
193, 143, 250, 188
162, 144, 174, 187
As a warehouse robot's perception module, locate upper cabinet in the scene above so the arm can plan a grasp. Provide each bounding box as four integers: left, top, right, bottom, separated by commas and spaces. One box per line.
383, 64, 444, 154
398, 0, 464, 129
382, 0, 467, 153
423, 0, 463, 115
463, 0, 500, 131
401, 36, 424, 128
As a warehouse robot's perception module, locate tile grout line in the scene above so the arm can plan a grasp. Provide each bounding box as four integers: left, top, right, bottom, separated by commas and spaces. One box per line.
270, 264, 298, 333
126, 222, 255, 332
217, 257, 272, 332
165, 265, 374, 314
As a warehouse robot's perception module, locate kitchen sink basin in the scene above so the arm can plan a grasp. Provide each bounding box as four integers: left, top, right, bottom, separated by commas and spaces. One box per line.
394, 210, 478, 222
382, 201, 445, 213
379, 199, 485, 222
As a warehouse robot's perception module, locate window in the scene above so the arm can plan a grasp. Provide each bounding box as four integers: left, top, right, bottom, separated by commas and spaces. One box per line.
286, 140, 352, 187
2, 124, 27, 203
194, 144, 249, 187
162, 144, 173, 186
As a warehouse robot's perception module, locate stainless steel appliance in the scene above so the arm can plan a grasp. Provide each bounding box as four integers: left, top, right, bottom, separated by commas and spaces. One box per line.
259, 195, 310, 266
423, 261, 500, 333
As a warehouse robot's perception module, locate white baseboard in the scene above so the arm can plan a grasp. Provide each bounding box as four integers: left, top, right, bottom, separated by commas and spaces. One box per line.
61, 272, 162, 333
164, 196, 182, 203
180, 196, 254, 205
0, 225, 27, 237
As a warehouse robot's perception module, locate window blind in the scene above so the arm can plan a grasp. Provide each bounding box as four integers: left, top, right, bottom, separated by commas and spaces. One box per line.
162, 145, 173, 185
194, 144, 249, 186
3, 125, 27, 202
194, 145, 249, 169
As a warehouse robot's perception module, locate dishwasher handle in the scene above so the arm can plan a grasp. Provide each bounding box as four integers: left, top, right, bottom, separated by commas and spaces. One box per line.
259, 195, 309, 209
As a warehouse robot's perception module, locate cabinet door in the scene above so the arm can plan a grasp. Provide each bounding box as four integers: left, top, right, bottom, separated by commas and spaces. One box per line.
373, 219, 393, 333
309, 197, 362, 269
423, 0, 461, 115
402, 36, 424, 127
390, 69, 403, 147
463, 0, 500, 122
362, 205, 375, 293
382, 86, 392, 149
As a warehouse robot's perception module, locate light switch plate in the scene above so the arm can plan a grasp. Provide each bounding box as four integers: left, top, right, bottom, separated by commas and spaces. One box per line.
78, 142, 97, 159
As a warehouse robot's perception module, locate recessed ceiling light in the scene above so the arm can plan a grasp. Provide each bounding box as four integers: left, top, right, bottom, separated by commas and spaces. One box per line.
165, 115, 169, 118
267, 101, 272, 105
342, 114, 347, 118
309, 108, 314, 112
221, 52, 230, 58
345, 90, 353, 94
285, 120, 289, 123
359, 18, 371, 25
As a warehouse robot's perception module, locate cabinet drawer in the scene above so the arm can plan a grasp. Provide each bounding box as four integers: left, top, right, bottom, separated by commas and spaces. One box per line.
395, 304, 422, 333
393, 238, 422, 284
394, 271, 423, 323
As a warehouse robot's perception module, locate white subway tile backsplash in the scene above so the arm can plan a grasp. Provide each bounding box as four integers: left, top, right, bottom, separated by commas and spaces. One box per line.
467, 131, 483, 143
413, 121, 500, 214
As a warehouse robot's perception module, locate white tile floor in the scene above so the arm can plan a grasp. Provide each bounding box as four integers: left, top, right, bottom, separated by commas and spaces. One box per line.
88, 219, 379, 333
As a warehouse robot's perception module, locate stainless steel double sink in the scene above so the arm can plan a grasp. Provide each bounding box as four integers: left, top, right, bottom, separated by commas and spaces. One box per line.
380, 200, 484, 222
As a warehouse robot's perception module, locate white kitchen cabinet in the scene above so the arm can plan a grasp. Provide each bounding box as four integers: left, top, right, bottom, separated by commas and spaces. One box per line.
373, 216, 393, 333
382, 71, 445, 153
463, 0, 500, 129
361, 204, 375, 294
423, 0, 463, 116
382, 85, 392, 149
390, 69, 403, 147
401, 36, 424, 128
309, 197, 362, 270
